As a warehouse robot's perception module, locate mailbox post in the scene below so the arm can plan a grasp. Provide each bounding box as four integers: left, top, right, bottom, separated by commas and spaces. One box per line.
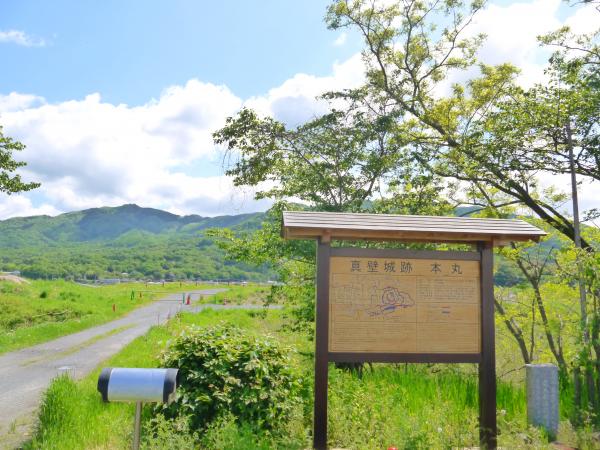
97, 367, 179, 450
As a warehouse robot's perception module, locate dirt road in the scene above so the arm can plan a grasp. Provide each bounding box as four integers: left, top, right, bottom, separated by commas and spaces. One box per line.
0, 289, 229, 448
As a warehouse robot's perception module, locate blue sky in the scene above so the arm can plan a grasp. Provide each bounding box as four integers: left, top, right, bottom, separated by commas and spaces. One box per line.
1, 0, 360, 105
0, 0, 598, 219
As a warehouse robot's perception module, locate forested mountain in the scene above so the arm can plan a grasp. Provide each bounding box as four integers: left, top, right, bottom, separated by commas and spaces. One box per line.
0, 203, 565, 285
0, 204, 270, 281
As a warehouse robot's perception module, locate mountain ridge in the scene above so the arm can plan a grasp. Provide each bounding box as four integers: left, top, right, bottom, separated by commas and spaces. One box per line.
0, 204, 269, 281
0, 204, 265, 247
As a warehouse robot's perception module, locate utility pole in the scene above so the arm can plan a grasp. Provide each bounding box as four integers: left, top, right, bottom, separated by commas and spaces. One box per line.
567, 119, 594, 411
567, 121, 588, 341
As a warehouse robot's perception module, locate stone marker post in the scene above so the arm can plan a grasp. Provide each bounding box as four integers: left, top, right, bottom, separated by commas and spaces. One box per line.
526, 364, 559, 438
57, 366, 75, 379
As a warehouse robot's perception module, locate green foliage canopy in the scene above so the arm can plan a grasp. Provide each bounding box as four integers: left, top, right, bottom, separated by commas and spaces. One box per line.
158, 324, 303, 432
0, 125, 39, 194
214, 90, 415, 212
326, 0, 599, 249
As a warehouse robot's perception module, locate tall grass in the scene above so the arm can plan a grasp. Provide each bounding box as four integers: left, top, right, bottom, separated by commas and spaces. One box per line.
25, 305, 599, 449
328, 365, 531, 449
203, 284, 270, 305
25, 325, 172, 449
0, 279, 214, 353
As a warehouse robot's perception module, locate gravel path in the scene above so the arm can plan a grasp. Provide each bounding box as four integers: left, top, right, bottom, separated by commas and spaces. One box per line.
0, 289, 272, 448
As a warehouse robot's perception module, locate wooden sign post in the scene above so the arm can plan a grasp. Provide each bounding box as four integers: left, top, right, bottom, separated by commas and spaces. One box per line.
282, 211, 546, 450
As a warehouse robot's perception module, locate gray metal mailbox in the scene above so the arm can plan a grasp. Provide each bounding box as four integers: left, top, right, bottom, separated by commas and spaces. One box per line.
97, 367, 179, 450
98, 367, 179, 403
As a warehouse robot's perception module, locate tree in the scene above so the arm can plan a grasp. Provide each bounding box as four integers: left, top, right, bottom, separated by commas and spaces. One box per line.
0, 125, 39, 194
326, 0, 598, 248
456, 19, 600, 413
459, 183, 571, 378
214, 89, 413, 212
212, 89, 453, 333
328, 1, 600, 416
207, 203, 318, 333
215, 2, 599, 415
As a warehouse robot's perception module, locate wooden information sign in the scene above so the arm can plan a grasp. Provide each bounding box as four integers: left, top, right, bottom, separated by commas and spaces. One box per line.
282, 211, 546, 450
329, 255, 480, 355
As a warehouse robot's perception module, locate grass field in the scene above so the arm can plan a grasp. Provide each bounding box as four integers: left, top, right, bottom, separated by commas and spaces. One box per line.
25, 296, 600, 449
0, 279, 223, 354
202, 284, 271, 305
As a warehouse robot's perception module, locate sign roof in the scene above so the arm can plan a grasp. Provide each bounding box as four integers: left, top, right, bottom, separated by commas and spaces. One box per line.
282, 211, 546, 246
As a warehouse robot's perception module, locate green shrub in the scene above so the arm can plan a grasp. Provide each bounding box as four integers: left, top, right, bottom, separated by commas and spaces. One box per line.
157, 324, 303, 433
141, 413, 198, 449
200, 413, 272, 450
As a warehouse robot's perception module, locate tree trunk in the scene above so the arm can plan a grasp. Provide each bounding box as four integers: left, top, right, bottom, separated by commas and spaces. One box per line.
573, 366, 582, 425
513, 256, 568, 374
495, 299, 531, 364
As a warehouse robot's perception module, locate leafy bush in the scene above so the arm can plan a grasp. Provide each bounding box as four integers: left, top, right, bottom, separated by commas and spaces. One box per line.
158, 324, 303, 433
200, 413, 273, 450
141, 413, 198, 450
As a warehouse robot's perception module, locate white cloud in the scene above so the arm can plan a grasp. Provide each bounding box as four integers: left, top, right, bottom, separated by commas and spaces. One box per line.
142, 174, 273, 217
0, 54, 364, 219
0, 196, 60, 220
0, 80, 246, 218
333, 32, 347, 46
565, 2, 600, 35
245, 53, 364, 126
0, 93, 46, 113
466, 0, 562, 87
0, 30, 45, 47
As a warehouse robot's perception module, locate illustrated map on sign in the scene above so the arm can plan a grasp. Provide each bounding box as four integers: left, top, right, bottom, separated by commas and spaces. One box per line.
328, 257, 481, 354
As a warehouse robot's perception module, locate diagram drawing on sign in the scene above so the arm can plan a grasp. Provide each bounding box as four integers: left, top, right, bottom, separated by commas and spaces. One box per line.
367, 286, 415, 317
330, 274, 416, 321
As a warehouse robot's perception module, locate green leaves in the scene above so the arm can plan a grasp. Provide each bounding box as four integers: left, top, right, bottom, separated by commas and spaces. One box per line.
327, 0, 485, 121
158, 324, 303, 433
0, 125, 40, 194
214, 91, 409, 212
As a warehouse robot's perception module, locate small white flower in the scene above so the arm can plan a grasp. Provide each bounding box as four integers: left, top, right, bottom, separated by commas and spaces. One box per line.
437, 427, 443, 433
500, 409, 507, 416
